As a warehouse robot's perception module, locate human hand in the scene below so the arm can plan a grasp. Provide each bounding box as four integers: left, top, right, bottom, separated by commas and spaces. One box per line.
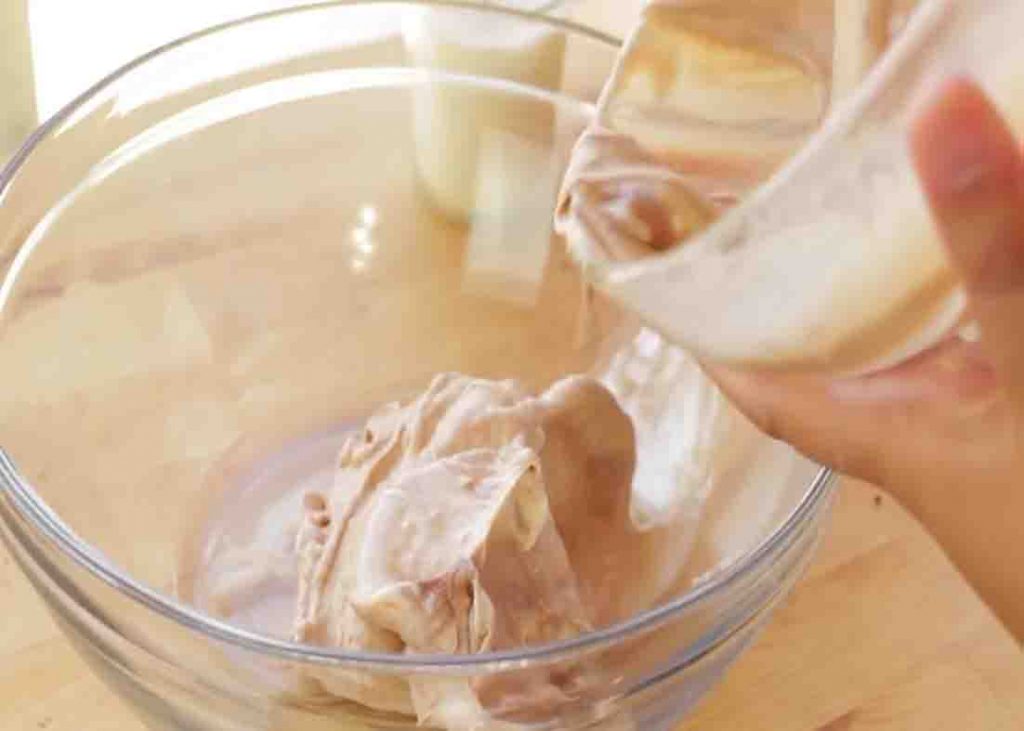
706, 78, 1024, 637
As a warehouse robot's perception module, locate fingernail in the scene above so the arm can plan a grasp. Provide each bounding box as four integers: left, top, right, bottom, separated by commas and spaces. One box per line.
912, 77, 1021, 206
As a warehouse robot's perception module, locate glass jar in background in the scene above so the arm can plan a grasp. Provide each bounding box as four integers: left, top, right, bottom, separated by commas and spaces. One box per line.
0, 0, 37, 161
402, 0, 578, 222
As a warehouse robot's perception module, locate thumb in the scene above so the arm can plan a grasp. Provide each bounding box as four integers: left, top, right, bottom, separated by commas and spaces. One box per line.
910, 78, 1024, 409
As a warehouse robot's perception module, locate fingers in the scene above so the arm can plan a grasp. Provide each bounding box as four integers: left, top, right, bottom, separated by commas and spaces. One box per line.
911, 78, 1024, 405
707, 337, 997, 484
708, 365, 893, 483
702, 78, 1024, 486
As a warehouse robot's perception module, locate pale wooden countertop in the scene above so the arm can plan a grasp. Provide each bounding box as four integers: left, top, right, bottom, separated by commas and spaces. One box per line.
2, 2, 1024, 729
3, 479, 1023, 730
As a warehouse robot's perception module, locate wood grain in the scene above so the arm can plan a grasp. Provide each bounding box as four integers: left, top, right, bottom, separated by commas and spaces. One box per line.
3, 479, 1022, 731
1, 3, 1023, 729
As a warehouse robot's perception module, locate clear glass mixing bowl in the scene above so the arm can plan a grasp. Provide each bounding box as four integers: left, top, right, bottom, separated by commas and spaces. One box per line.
0, 3, 835, 729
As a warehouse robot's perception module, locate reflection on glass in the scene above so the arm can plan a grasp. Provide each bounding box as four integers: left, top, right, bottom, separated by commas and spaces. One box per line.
349, 204, 379, 272
462, 128, 559, 306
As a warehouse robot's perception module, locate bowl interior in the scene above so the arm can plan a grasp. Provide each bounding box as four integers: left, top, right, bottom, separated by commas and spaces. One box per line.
0, 1, 819, 651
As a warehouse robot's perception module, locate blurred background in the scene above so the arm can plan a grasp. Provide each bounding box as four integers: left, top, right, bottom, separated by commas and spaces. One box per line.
0, 0, 636, 161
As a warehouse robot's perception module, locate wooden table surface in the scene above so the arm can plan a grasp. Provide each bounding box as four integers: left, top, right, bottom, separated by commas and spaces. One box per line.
1, 3, 1023, 730
3, 479, 1022, 731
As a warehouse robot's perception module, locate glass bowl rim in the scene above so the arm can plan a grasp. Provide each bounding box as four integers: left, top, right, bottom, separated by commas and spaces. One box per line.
0, 0, 836, 674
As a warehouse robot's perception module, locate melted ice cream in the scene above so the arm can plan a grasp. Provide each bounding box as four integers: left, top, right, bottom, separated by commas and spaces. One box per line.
188, 373, 699, 728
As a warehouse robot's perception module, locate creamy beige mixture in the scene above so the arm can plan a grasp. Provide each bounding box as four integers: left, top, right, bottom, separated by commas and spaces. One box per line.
556, 127, 720, 263
189, 372, 713, 728
554, 0, 973, 376
555, 0, 906, 267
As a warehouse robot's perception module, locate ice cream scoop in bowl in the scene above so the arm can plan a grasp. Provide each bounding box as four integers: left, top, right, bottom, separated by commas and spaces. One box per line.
0, 3, 833, 729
